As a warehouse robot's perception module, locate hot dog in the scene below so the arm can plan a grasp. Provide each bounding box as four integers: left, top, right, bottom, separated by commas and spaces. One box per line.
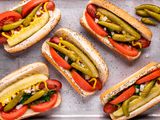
0, 0, 61, 53
42, 28, 108, 97
100, 62, 160, 119
80, 0, 152, 60
0, 62, 62, 120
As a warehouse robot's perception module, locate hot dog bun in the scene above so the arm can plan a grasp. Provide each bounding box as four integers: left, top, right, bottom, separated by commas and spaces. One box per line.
100, 62, 160, 120
0, 62, 61, 119
3, 0, 61, 53
80, 0, 152, 60
42, 28, 109, 97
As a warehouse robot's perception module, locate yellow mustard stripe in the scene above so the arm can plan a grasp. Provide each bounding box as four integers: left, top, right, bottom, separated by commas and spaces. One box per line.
89, 78, 97, 89
1, 32, 11, 39
132, 41, 142, 49
44, 2, 49, 12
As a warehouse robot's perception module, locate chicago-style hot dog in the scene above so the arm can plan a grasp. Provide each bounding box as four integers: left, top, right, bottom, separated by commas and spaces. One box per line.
0, 62, 62, 120
80, 0, 152, 60
0, 0, 61, 53
42, 28, 108, 97
100, 62, 160, 119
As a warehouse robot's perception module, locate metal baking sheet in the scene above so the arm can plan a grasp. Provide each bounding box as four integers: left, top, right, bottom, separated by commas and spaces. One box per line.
0, 0, 160, 120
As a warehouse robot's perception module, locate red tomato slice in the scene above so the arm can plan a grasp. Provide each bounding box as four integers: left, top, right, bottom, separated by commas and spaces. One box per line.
103, 103, 118, 114
71, 70, 94, 92
110, 86, 135, 105
50, 47, 71, 70
85, 11, 108, 37
1, 106, 28, 120
108, 38, 139, 57
30, 93, 58, 112
0, 11, 22, 27
22, 0, 49, 17
136, 69, 160, 84
39, 79, 62, 91
46, 2, 55, 11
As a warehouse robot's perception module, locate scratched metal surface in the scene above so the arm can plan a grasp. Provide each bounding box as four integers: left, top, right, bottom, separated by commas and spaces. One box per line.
0, 0, 160, 120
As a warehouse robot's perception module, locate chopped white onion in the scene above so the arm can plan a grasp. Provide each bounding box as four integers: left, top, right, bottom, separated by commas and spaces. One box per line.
140, 84, 145, 91
64, 56, 69, 62
102, 16, 108, 21
95, 18, 99, 23
104, 27, 107, 31
36, 11, 41, 16
122, 30, 126, 34
16, 104, 23, 110
4, 98, 9, 104
111, 32, 115, 35
136, 88, 140, 93
85, 75, 91, 80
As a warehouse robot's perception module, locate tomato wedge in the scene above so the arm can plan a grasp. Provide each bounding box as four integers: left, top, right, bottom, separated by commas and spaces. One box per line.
136, 69, 160, 84
22, 0, 49, 17
1, 106, 28, 120
0, 11, 22, 28
50, 47, 71, 70
108, 38, 139, 57
71, 70, 94, 92
103, 103, 118, 114
110, 86, 135, 105
30, 93, 58, 112
85, 11, 108, 37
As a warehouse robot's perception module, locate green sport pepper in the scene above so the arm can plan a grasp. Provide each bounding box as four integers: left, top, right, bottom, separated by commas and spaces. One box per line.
71, 62, 92, 77
47, 41, 77, 61
113, 84, 160, 117
122, 95, 139, 117
144, 9, 160, 22
141, 80, 156, 97
141, 18, 157, 26
23, 90, 46, 105
4, 92, 23, 112
97, 8, 141, 40
112, 34, 136, 42
136, 10, 149, 17
136, 4, 160, 14
98, 21, 122, 32
2, 19, 24, 31
60, 40, 98, 78
23, 3, 42, 27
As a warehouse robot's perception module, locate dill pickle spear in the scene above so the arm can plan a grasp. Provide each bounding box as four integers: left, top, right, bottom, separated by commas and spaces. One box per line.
122, 95, 139, 117
4, 92, 23, 112
97, 8, 141, 40
136, 10, 149, 17
61, 40, 98, 78
23, 90, 46, 105
2, 19, 24, 31
71, 63, 92, 77
23, 3, 42, 27
141, 18, 157, 26
141, 80, 156, 97
112, 34, 136, 42
113, 84, 160, 117
47, 41, 77, 61
144, 9, 160, 22
136, 4, 160, 14
98, 21, 122, 32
